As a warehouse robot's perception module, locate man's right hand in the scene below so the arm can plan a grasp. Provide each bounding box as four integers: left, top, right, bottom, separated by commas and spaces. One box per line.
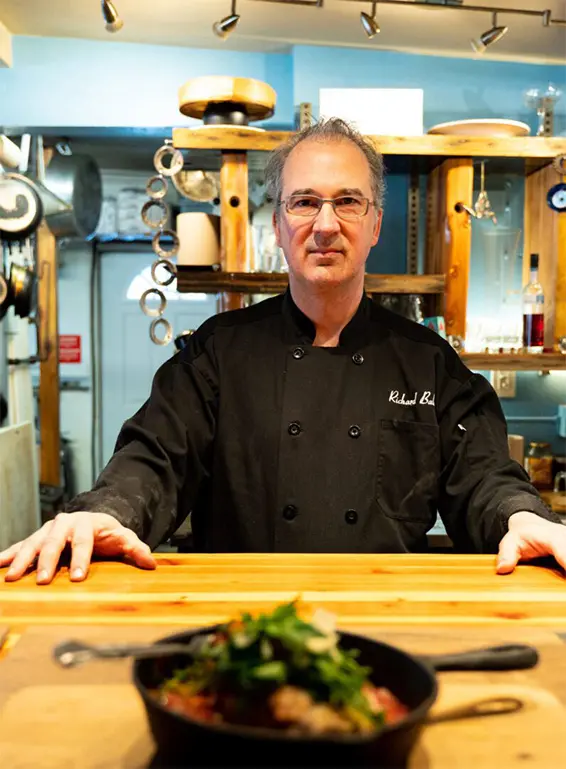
0, 512, 156, 585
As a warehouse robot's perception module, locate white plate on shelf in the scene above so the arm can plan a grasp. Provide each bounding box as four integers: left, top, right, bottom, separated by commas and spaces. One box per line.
428, 119, 530, 137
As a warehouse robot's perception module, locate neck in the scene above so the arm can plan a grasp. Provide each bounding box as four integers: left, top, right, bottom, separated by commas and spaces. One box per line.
289, 274, 365, 347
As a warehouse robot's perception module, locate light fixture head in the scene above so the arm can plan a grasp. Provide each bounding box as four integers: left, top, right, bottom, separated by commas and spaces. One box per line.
360, 1, 380, 38
101, 0, 123, 33
213, 0, 240, 39
471, 12, 508, 54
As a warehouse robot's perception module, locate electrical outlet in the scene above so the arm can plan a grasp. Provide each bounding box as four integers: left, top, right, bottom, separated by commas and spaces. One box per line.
491, 370, 516, 398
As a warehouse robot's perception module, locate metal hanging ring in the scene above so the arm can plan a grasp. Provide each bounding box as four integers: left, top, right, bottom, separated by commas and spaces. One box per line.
146, 174, 169, 200
151, 258, 178, 287
141, 200, 169, 230
149, 317, 173, 346
553, 155, 566, 176
153, 145, 184, 177
139, 288, 167, 318
152, 228, 180, 258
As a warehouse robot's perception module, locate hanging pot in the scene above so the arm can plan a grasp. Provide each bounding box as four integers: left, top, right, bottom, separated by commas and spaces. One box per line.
41, 152, 102, 238
8, 262, 36, 319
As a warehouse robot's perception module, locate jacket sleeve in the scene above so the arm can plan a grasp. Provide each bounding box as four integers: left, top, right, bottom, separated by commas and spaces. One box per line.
435, 353, 561, 553
64, 325, 218, 549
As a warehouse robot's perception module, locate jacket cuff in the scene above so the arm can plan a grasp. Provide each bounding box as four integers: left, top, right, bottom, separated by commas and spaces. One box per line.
497, 493, 564, 530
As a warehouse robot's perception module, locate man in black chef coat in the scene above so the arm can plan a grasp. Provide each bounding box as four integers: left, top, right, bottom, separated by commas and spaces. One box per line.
2, 118, 565, 584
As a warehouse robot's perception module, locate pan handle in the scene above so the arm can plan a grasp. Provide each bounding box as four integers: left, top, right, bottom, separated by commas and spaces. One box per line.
422, 644, 539, 672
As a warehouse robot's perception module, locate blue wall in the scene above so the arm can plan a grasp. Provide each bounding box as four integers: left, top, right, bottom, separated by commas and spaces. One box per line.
1, 35, 564, 459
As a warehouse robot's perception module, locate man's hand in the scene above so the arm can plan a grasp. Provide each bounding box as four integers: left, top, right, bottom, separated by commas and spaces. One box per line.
0, 512, 156, 585
496, 511, 566, 574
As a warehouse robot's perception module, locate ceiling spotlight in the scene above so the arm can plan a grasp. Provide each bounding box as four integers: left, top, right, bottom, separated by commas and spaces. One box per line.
213, 0, 240, 40
101, 0, 123, 33
360, 1, 380, 38
471, 12, 508, 54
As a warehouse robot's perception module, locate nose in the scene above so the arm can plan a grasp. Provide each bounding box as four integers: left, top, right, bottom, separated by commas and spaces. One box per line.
312, 200, 341, 236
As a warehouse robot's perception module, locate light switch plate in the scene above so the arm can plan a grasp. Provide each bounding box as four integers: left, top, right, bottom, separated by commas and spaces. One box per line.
491, 370, 516, 398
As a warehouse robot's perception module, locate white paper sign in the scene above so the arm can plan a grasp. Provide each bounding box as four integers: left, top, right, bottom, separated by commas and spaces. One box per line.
319, 88, 424, 136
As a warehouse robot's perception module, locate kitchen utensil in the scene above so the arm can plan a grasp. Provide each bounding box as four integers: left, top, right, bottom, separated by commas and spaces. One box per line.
127, 626, 538, 767
0, 172, 44, 244
42, 151, 102, 238
172, 169, 219, 202
473, 161, 497, 224
428, 119, 530, 138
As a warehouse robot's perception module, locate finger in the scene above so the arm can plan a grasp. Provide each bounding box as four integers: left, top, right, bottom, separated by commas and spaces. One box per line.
4, 524, 52, 581
35, 514, 74, 584
0, 542, 22, 569
120, 531, 156, 570
69, 515, 95, 581
496, 531, 522, 575
549, 540, 566, 573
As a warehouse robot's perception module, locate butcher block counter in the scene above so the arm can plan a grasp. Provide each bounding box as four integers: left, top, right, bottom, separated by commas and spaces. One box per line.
1, 553, 566, 769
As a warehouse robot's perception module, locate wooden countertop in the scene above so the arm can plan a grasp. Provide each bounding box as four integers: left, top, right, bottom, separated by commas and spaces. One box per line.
2, 554, 566, 768
1, 553, 565, 628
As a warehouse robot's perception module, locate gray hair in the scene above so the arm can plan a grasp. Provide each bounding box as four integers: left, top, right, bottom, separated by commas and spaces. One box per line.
264, 117, 386, 212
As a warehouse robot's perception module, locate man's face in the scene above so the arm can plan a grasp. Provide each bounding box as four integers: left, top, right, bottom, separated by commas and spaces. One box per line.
273, 139, 382, 290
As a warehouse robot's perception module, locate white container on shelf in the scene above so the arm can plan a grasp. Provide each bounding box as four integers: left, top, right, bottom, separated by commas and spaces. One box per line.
177, 212, 221, 267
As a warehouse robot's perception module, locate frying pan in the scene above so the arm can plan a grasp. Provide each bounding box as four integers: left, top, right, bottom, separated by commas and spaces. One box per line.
133, 626, 538, 768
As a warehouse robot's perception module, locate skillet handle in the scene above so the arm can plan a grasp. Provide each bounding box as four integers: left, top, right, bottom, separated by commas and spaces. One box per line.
423, 644, 539, 672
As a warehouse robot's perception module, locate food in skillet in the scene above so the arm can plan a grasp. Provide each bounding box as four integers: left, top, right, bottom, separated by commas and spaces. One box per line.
154, 601, 408, 735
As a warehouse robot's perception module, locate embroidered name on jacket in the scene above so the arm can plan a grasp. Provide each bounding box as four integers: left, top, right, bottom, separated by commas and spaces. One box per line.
389, 390, 436, 406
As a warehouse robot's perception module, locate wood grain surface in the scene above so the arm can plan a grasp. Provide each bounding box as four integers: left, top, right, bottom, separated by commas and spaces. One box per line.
1, 554, 565, 628
1, 625, 565, 769
171, 129, 566, 159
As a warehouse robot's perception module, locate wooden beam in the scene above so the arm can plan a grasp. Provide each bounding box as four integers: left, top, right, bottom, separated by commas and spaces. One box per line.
36, 222, 60, 487
218, 151, 249, 312
523, 164, 563, 348
0, 20, 12, 68
173, 128, 566, 159
461, 353, 566, 372
424, 158, 473, 341
178, 271, 445, 295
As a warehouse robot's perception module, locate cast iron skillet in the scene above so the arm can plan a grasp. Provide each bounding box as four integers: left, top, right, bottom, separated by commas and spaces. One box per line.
133, 626, 537, 768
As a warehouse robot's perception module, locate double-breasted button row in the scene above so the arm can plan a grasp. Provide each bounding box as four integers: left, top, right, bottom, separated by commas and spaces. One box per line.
288, 421, 302, 436
352, 352, 364, 366
348, 424, 361, 439
292, 347, 305, 360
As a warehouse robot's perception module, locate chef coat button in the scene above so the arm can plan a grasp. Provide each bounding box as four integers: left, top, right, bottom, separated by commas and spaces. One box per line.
288, 421, 302, 436
348, 424, 361, 439
283, 505, 298, 521
352, 352, 364, 365
292, 346, 305, 360
345, 509, 358, 525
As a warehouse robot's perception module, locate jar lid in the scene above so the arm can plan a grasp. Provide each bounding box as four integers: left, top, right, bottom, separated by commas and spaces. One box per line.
530, 441, 551, 448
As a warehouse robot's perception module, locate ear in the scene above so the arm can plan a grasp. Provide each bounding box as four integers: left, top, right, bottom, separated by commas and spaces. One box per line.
371, 208, 383, 247
272, 208, 282, 248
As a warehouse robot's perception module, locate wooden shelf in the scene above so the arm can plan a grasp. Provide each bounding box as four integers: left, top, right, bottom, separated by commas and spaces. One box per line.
461, 353, 566, 371
176, 270, 445, 295
172, 128, 566, 159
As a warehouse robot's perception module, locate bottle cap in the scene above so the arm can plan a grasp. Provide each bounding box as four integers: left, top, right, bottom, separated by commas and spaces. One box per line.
530, 253, 539, 269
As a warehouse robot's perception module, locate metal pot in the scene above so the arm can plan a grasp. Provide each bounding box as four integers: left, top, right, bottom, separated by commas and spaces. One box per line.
42, 152, 102, 239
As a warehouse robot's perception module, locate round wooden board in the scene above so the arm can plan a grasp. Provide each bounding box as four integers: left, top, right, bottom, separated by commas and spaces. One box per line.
178, 76, 276, 121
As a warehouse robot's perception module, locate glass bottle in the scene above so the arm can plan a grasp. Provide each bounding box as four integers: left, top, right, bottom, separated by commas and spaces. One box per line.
525, 441, 553, 491
522, 253, 544, 352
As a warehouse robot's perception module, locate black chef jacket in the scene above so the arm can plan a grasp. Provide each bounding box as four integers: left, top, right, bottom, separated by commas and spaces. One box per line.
66, 290, 559, 553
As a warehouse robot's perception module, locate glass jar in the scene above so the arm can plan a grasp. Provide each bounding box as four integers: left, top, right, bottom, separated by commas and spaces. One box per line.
525, 442, 553, 490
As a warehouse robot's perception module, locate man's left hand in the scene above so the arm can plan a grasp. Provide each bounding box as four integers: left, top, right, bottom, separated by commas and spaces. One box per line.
496, 511, 566, 574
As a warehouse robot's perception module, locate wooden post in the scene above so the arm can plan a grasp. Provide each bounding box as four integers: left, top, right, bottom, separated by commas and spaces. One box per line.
425, 159, 473, 341
523, 164, 566, 347
218, 151, 249, 313
36, 221, 60, 487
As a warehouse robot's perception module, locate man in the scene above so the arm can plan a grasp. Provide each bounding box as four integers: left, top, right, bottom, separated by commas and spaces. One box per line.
1, 118, 565, 585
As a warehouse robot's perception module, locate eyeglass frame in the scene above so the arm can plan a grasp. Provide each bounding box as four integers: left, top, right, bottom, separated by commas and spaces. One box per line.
278, 193, 379, 221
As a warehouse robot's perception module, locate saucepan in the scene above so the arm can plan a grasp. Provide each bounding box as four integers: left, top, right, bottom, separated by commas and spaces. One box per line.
58, 627, 536, 768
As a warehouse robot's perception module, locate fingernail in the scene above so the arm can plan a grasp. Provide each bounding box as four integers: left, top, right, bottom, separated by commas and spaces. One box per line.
37, 569, 49, 583
71, 568, 84, 580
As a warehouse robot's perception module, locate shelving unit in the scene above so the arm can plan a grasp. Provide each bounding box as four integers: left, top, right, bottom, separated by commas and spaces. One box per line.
172, 129, 566, 371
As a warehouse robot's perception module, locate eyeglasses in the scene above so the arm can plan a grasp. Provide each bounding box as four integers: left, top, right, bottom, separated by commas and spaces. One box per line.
280, 194, 376, 221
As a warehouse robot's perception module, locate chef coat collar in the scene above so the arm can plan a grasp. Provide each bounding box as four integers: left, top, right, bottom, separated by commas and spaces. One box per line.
283, 287, 372, 349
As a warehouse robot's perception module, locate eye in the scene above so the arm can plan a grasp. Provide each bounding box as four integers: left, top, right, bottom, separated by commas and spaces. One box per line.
336, 196, 362, 206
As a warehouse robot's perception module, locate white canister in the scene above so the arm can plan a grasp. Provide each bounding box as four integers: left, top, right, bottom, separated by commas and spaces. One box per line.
507, 434, 525, 466
176, 212, 221, 267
